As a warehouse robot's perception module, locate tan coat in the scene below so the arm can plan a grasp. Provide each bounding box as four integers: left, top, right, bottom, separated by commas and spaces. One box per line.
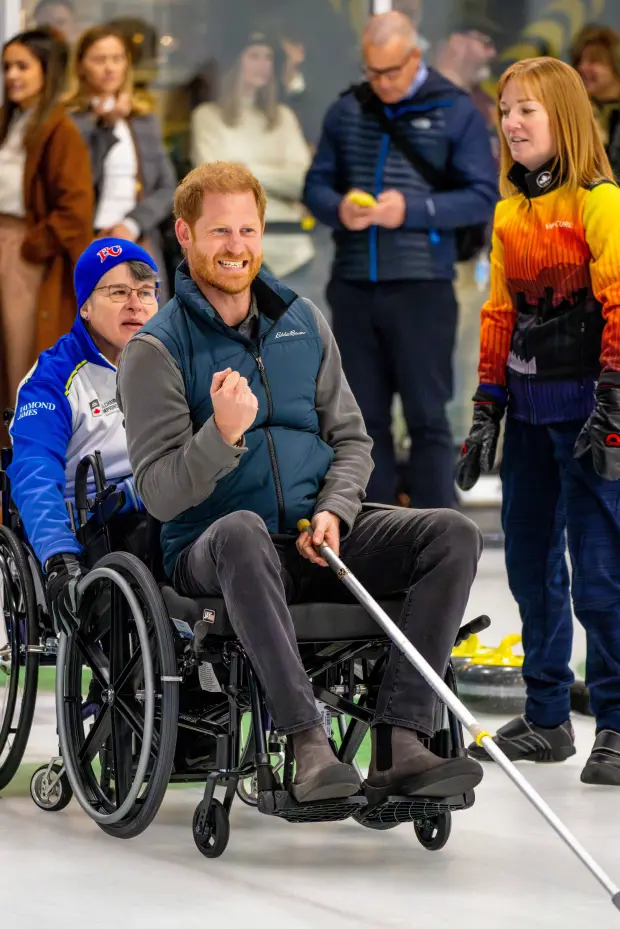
20, 104, 94, 357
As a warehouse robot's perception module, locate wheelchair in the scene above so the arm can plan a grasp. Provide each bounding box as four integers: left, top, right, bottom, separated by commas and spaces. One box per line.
1, 440, 491, 856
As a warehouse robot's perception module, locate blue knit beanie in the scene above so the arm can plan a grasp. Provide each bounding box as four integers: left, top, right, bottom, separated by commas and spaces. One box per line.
74, 238, 159, 310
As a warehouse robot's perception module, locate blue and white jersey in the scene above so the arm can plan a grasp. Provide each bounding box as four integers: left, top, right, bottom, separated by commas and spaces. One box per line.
8, 315, 141, 567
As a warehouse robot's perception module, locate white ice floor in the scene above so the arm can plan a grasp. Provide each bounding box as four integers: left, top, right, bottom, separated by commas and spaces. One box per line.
2, 549, 619, 929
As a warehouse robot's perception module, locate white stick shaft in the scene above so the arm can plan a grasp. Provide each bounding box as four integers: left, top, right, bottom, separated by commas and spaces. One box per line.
319, 541, 620, 904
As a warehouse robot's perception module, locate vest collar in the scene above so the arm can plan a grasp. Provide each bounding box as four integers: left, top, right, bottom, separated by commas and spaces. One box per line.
174, 261, 298, 329
507, 158, 562, 199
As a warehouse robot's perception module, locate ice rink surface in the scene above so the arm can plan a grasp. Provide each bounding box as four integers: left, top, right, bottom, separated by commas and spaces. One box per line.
2, 548, 618, 929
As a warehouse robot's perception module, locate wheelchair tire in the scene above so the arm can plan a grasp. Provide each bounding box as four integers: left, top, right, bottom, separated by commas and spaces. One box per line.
0, 526, 40, 791
192, 798, 230, 859
30, 763, 73, 812
414, 811, 452, 851
56, 552, 178, 839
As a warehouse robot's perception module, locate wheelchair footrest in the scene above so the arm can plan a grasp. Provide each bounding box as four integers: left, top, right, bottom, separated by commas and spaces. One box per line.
257, 789, 367, 823
358, 789, 476, 827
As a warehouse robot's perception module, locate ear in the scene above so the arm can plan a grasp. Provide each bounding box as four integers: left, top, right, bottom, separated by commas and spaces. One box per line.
175, 217, 192, 250
80, 298, 91, 321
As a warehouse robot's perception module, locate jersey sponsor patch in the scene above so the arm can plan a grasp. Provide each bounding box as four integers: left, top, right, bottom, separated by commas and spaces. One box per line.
16, 400, 57, 420
90, 397, 118, 417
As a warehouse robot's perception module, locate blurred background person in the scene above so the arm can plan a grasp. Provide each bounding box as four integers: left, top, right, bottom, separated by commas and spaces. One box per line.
434, 18, 499, 451
32, 0, 79, 45
0, 27, 93, 410
65, 25, 176, 301
304, 11, 497, 510
571, 24, 620, 180
190, 29, 314, 287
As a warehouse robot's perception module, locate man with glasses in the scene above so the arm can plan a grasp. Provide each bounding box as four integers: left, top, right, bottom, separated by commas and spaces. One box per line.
303, 11, 497, 511
7, 238, 159, 636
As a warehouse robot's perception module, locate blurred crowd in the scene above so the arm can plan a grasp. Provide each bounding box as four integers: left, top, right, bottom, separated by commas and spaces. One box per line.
2, 0, 620, 504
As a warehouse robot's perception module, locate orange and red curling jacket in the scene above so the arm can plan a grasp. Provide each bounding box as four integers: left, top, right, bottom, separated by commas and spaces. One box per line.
478, 160, 620, 423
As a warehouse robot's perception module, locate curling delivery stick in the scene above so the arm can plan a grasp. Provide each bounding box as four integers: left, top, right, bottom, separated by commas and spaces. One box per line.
297, 519, 620, 910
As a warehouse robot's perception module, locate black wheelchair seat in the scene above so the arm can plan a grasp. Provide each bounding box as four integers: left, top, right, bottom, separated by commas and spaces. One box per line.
161, 585, 403, 641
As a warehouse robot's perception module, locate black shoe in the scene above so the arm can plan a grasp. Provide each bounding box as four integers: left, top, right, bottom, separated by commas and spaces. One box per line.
467, 715, 576, 763
581, 730, 620, 785
364, 725, 483, 805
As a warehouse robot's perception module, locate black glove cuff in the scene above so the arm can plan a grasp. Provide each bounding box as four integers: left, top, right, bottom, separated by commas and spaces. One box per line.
45, 553, 81, 576
598, 371, 620, 390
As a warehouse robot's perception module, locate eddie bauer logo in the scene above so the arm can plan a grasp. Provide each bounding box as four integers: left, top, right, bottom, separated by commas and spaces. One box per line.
276, 330, 306, 339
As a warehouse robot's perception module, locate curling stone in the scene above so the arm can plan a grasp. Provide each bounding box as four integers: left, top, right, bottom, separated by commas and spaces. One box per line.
451, 633, 493, 672
455, 634, 526, 715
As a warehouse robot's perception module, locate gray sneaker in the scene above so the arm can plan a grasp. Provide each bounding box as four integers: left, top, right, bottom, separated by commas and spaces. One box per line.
467, 715, 576, 763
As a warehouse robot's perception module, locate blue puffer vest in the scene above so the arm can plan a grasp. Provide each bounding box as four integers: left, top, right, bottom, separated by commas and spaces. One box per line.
140, 263, 334, 577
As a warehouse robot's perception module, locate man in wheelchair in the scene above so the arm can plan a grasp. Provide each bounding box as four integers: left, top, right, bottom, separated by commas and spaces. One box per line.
117, 162, 485, 806
7, 238, 159, 636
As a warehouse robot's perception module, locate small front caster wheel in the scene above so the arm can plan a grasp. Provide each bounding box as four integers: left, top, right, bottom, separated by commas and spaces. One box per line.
192, 798, 230, 859
30, 764, 73, 812
414, 811, 452, 850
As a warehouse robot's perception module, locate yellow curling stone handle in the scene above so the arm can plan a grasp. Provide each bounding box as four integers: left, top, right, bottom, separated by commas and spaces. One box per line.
471, 634, 523, 668
347, 190, 377, 208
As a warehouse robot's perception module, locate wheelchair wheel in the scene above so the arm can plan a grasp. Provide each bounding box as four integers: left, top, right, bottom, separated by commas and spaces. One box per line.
192, 798, 230, 859
56, 552, 179, 839
0, 526, 39, 791
30, 762, 73, 812
414, 811, 452, 850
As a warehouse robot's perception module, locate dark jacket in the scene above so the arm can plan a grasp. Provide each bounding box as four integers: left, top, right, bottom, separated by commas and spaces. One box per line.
116, 264, 374, 577
303, 68, 498, 282
70, 110, 176, 298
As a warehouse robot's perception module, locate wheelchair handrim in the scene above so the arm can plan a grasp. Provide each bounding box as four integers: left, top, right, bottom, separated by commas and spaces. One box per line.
56, 566, 155, 825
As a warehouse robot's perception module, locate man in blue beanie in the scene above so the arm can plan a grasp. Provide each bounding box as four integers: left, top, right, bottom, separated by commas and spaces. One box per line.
7, 238, 159, 638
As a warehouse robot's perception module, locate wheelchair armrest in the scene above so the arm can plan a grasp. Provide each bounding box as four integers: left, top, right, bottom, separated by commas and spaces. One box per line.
76, 489, 126, 547
454, 614, 491, 647
74, 451, 113, 526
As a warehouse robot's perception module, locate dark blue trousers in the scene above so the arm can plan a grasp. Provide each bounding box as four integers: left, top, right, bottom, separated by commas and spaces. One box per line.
326, 278, 458, 509
501, 415, 620, 732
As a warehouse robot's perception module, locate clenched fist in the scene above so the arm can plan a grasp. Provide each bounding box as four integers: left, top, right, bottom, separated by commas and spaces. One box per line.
211, 368, 258, 446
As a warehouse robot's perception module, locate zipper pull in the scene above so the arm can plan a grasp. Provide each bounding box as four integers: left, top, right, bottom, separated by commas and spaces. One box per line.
256, 356, 265, 373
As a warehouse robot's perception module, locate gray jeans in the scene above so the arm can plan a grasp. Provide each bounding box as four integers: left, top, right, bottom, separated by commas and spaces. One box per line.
173, 507, 482, 736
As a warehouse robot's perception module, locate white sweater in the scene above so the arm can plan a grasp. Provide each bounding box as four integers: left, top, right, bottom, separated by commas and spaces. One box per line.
190, 102, 314, 278
0, 109, 30, 218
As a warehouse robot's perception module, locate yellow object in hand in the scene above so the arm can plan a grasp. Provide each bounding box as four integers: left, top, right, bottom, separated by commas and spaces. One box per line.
297, 519, 312, 533
347, 191, 377, 208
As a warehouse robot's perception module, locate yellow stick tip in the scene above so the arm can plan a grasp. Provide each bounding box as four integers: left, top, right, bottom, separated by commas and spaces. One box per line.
297, 519, 311, 532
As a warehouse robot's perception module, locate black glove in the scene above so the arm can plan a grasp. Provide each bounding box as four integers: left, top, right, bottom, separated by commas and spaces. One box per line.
45, 553, 84, 637
456, 387, 505, 492
574, 376, 620, 480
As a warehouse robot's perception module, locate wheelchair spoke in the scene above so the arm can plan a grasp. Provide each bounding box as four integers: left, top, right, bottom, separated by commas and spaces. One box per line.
78, 703, 112, 765
74, 636, 110, 690
114, 694, 161, 756
111, 626, 155, 696
110, 705, 134, 808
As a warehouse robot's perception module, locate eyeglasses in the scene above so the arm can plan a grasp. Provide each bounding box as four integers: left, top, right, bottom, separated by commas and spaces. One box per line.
362, 50, 415, 82
94, 284, 159, 305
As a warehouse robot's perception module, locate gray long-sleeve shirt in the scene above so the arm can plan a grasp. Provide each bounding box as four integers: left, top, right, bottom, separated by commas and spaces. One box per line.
116, 298, 374, 535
